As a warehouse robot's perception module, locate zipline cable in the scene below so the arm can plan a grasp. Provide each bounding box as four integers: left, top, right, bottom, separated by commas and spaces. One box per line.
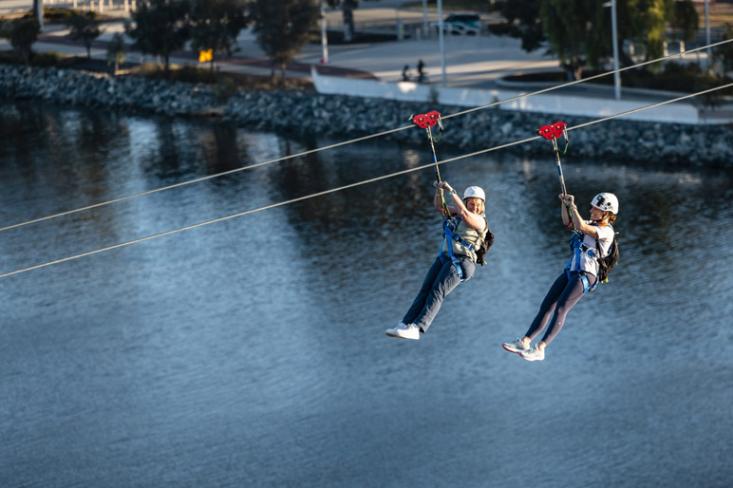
2, 81, 732, 281
1, 38, 732, 234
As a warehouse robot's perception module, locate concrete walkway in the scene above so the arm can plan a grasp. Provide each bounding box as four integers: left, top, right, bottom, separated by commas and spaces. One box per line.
2, 6, 560, 87
2, 1, 556, 87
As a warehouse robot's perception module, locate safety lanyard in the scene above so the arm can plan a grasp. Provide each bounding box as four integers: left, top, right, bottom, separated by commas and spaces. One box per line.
538, 120, 570, 196
412, 110, 448, 216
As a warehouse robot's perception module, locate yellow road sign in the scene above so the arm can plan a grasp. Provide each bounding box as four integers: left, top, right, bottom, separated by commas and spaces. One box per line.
198, 49, 213, 63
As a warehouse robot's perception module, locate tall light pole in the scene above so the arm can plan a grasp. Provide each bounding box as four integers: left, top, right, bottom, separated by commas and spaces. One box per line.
704, 0, 711, 66
320, 1, 329, 64
437, 0, 446, 85
603, 0, 621, 100
421, 0, 428, 37
33, 0, 44, 31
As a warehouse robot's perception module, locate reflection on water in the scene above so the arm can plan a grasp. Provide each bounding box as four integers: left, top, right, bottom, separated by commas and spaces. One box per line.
1, 101, 732, 488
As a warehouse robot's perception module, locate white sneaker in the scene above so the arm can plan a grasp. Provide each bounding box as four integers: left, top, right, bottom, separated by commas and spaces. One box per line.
385, 322, 420, 341
502, 338, 530, 354
520, 346, 545, 362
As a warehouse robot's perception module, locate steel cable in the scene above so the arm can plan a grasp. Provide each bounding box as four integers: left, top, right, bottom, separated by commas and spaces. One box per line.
1, 38, 731, 234
2, 81, 732, 280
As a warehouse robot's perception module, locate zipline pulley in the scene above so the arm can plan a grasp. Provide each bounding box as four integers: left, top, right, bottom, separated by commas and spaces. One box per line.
538, 120, 570, 196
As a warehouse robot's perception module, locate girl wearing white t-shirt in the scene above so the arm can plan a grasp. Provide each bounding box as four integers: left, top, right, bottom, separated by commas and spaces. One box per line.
502, 192, 619, 361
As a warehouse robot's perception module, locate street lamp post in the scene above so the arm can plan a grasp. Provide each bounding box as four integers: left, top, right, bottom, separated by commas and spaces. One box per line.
603, 0, 621, 100
320, 1, 329, 64
704, 0, 711, 66
610, 0, 621, 99
438, 0, 446, 85
33, 0, 44, 31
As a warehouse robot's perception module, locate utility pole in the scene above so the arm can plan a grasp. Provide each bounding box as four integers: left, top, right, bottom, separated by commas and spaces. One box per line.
603, 0, 621, 100
320, 1, 329, 64
704, 0, 711, 67
33, 0, 44, 31
438, 0, 446, 85
610, 0, 621, 99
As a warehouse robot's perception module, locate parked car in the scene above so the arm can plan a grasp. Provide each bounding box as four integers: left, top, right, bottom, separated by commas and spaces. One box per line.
435, 13, 481, 36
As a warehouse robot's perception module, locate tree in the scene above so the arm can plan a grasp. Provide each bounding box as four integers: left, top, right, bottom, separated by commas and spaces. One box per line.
325, 0, 386, 43
32, 0, 43, 29
670, 0, 698, 51
107, 32, 126, 75
125, 0, 190, 74
190, 0, 247, 72
714, 23, 733, 73
492, 0, 697, 80
636, 0, 671, 60
10, 18, 40, 64
540, 0, 604, 80
249, 0, 319, 82
326, 0, 358, 43
490, 0, 544, 52
67, 12, 102, 59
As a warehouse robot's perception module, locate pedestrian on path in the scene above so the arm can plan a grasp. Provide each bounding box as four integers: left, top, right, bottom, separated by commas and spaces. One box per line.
417, 59, 426, 83
401, 64, 411, 82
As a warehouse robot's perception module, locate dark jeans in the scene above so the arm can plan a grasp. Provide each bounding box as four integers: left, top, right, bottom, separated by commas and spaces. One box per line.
524, 271, 596, 346
402, 253, 476, 333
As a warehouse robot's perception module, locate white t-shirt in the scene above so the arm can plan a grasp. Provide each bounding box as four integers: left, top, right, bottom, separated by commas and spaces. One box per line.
568, 223, 615, 276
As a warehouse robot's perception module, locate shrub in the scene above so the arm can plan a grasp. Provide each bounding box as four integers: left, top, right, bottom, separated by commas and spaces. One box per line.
107, 32, 126, 74
9, 17, 40, 64
67, 11, 102, 59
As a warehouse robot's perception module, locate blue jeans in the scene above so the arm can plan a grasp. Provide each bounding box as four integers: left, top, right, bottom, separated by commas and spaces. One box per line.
402, 253, 476, 333
524, 271, 596, 346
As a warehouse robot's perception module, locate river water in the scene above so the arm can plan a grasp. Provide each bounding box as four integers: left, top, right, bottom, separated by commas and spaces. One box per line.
1, 101, 732, 487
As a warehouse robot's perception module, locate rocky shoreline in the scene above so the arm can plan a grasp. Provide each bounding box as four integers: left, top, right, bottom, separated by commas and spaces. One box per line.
2, 64, 732, 165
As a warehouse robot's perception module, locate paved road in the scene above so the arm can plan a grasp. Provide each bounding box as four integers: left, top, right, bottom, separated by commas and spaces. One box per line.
0, 0, 32, 15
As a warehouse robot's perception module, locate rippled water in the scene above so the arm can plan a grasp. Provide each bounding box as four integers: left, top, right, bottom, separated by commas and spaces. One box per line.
1, 101, 732, 487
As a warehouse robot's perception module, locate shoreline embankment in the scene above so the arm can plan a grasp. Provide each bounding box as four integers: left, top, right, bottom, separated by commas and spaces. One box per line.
2, 64, 732, 166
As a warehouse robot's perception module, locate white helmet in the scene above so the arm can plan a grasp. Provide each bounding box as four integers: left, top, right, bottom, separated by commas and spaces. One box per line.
463, 186, 485, 202
591, 192, 619, 215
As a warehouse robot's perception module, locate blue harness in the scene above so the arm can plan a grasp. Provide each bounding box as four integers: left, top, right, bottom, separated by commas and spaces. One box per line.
565, 231, 597, 294
439, 218, 475, 281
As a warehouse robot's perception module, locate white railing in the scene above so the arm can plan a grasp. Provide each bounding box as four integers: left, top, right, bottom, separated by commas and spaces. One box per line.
311, 67, 726, 124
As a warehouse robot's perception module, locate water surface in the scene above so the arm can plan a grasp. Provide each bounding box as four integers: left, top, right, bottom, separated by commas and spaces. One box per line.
1, 101, 732, 487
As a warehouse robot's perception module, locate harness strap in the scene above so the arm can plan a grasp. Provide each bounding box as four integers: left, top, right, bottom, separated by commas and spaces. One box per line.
567, 231, 583, 272
440, 219, 465, 280
564, 269, 595, 294
579, 273, 594, 294
451, 232, 476, 252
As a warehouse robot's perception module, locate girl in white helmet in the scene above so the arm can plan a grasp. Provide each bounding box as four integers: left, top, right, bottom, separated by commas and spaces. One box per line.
502, 192, 619, 361
386, 181, 490, 340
